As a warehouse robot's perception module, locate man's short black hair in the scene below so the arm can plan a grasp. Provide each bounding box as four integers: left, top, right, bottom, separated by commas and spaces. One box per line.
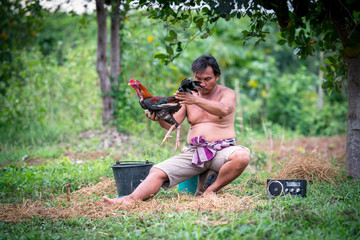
192, 55, 221, 76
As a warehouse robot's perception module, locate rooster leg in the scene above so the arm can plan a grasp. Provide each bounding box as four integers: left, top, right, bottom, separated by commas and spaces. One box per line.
160, 124, 176, 146
175, 125, 181, 151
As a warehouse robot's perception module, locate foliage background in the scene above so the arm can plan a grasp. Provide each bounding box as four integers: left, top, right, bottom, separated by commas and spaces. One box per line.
0, 10, 347, 150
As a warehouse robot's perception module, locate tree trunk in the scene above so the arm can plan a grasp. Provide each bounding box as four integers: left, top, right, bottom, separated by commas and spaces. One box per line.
96, 0, 113, 125
325, 2, 360, 179
110, 0, 121, 121
317, 52, 324, 110
110, 0, 121, 81
346, 55, 360, 179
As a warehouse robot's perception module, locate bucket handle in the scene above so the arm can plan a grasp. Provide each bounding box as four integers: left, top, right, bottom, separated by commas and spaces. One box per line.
115, 160, 151, 165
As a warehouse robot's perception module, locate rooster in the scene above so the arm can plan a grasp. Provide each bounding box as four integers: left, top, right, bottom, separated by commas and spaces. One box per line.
128, 78, 203, 150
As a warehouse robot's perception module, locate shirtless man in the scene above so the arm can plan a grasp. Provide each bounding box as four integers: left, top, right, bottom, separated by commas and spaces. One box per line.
103, 55, 250, 205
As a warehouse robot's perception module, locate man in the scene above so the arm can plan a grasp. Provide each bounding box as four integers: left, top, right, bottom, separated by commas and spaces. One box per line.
103, 55, 250, 205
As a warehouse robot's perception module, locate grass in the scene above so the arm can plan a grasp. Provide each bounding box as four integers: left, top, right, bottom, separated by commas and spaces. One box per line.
1, 180, 359, 239
0, 128, 359, 240
0, 157, 114, 203
0, 124, 70, 167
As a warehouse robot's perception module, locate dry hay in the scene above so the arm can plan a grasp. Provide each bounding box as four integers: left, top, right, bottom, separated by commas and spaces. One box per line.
274, 152, 344, 184
0, 179, 258, 223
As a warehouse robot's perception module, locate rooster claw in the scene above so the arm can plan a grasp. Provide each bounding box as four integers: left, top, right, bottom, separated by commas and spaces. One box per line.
160, 125, 181, 151
160, 125, 176, 146
174, 140, 180, 152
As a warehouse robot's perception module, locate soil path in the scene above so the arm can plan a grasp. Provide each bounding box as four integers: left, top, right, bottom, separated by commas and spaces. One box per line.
254, 135, 346, 163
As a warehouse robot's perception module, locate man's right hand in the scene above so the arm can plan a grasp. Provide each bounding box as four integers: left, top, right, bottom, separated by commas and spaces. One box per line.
145, 110, 159, 121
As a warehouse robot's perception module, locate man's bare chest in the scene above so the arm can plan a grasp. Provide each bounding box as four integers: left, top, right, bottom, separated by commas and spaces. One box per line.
186, 105, 223, 125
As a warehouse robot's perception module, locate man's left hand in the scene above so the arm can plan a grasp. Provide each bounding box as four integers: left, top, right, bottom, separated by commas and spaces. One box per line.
174, 91, 198, 105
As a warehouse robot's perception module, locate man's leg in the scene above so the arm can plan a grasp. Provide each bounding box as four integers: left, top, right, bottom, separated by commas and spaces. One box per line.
204, 149, 250, 195
103, 167, 168, 204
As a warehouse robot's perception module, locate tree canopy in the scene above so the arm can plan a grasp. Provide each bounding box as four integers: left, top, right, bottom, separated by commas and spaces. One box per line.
139, 0, 359, 90
136, 0, 360, 178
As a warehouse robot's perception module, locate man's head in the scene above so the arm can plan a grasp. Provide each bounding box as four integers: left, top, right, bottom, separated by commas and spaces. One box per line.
191, 55, 221, 77
191, 55, 221, 95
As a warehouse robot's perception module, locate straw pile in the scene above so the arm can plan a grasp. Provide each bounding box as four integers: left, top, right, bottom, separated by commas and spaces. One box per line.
275, 152, 344, 184
0, 179, 258, 223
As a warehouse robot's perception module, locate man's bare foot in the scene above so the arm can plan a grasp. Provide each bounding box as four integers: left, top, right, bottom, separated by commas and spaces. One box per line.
102, 196, 135, 205
203, 186, 217, 196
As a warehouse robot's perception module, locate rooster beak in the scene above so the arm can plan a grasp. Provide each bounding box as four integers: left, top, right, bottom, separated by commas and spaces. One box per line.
194, 81, 205, 89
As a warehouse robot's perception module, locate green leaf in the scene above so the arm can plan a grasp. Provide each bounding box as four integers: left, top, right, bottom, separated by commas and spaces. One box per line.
324, 57, 332, 64
182, 13, 189, 20
80, 17, 87, 26
277, 32, 284, 39
327, 56, 336, 64
202, 7, 209, 14
154, 53, 168, 59
322, 81, 332, 89
176, 45, 182, 52
195, 16, 204, 29
164, 36, 172, 42
225, 14, 231, 21
200, 33, 209, 39
166, 45, 173, 55
346, 175, 354, 181
277, 39, 287, 45
169, 30, 177, 39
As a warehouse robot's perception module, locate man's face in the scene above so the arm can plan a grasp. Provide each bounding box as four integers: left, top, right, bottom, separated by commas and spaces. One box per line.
193, 66, 219, 95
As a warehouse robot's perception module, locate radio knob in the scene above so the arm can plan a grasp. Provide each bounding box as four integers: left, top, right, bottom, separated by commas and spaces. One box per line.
284, 188, 289, 193
296, 188, 301, 193
290, 188, 294, 193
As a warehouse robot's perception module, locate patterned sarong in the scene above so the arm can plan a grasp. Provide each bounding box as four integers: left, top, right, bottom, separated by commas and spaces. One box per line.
189, 136, 235, 167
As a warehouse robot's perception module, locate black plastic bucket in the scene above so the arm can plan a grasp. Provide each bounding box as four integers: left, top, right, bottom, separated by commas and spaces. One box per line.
111, 160, 154, 197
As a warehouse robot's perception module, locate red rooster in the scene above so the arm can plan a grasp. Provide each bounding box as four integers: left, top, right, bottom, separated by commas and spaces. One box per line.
128, 78, 202, 150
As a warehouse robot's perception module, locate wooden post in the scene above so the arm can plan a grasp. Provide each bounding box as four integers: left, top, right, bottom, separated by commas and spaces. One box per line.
66, 183, 71, 202
235, 81, 244, 134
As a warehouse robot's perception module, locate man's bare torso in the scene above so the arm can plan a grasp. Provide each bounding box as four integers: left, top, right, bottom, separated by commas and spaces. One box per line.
186, 85, 236, 143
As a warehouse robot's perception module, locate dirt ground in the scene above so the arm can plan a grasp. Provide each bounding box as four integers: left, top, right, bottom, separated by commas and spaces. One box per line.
253, 135, 346, 164
5, 129, 346, 168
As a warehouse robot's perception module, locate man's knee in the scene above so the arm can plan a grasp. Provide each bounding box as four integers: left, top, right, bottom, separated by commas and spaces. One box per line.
228, 149, 250, 169
148, 167, 169, 181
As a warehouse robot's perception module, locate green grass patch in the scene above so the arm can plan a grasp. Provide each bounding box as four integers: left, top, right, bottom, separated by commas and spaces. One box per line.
1, 151, 359, 240
0, 157, 114, 203
1, 179, 359, 240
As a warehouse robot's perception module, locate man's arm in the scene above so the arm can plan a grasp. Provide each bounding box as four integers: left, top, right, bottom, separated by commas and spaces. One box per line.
174, 89, 235, 117
146, 105, 187, 130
